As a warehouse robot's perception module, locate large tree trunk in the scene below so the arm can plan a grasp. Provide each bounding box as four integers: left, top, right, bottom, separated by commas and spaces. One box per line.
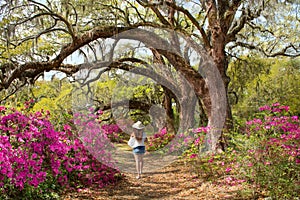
162, 86, 176, 134
178, 82, 198, 133
201, 0, 233, 152
209, 2, 233, 127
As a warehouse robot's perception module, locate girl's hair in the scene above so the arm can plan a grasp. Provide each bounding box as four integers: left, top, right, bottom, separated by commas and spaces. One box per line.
134, 129, 143, 142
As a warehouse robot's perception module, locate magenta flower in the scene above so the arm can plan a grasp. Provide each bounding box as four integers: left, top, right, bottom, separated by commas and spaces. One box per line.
194, 137, 201, 145
265, 125, 271, 130
63, 124, 72, 131
97, 110, 103, 115
161, 127, 167, 135
225, 167, 232, 173
190, 154, 197, 159
272, 102, 280, 107
0, 107, 120, 196
291, 116, 299, 121
259, 105, 271, 111
280, 106, 290, 112
0, 106, 6, 112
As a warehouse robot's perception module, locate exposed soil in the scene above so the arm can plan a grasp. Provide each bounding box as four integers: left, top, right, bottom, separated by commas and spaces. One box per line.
62, 159, 256, 200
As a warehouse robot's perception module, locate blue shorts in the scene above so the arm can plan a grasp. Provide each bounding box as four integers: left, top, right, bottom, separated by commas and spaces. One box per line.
133, 146, 145, 154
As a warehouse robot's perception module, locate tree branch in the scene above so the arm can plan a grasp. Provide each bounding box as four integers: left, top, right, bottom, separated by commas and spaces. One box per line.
74, 57, 181, 97
231, 41, 300, 57
165, 1, 211, 50
227, 5, 263, 43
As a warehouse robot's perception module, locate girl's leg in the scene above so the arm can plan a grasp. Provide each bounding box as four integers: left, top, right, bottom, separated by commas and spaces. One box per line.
139, 154, 144, 175
133, 154, 141, 178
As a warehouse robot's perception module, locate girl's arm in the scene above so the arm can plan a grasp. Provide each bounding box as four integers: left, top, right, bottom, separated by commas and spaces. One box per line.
128, 133, 135, 147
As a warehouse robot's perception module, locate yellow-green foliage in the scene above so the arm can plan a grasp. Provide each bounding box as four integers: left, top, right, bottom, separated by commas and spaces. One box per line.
229, 56, 300, 117
31, 79, 73, 124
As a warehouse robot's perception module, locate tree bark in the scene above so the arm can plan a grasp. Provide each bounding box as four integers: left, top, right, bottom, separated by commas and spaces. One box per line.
162, 86, 176, 134
201, 0, 234, 152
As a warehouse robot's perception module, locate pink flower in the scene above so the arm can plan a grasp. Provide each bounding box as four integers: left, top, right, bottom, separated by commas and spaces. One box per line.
259, 105, 271, 111
237, 179, 246, 183
0, 106, 6, 112
63, 124, 71, 131
160, 127, 167, 135
291, 116, 299, 121
225, 176, 233, 184
194, 137, 201, 145
265, 161, 271, 165
225, 168, 232, 173
190, 154, 197, 159
272, 102, 280, 107
272, 108, 281, 113
265, 125, 271, 130
97, 110, 103, 115
280, 106, 289, 112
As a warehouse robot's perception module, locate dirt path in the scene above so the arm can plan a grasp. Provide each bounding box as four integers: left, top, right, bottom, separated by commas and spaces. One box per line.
111, 147, 179, 173
62, 159, 251, 200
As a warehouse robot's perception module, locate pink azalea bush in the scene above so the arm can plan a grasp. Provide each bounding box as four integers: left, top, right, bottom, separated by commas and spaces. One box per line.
182, 127, 209, 159
0, 106, 121, 199
101, 124, 124, 143
186, 103, 300, 198
238, 103, 300, 198
147, 127, 175, 151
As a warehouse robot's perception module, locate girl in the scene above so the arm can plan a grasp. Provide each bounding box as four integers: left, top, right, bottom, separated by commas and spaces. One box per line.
128, 121, 147, 179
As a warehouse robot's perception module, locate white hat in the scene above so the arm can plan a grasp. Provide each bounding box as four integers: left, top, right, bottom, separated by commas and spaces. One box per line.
132, 121, 145, 129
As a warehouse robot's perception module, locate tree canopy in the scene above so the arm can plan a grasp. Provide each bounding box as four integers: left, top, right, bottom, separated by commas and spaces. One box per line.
0, 0, 299, 152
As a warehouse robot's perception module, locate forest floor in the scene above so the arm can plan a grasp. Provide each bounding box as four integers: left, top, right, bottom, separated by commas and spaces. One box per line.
62, 158, 262, 200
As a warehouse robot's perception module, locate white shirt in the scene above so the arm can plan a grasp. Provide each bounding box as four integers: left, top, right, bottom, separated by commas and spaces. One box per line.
128, 132, 147, 148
